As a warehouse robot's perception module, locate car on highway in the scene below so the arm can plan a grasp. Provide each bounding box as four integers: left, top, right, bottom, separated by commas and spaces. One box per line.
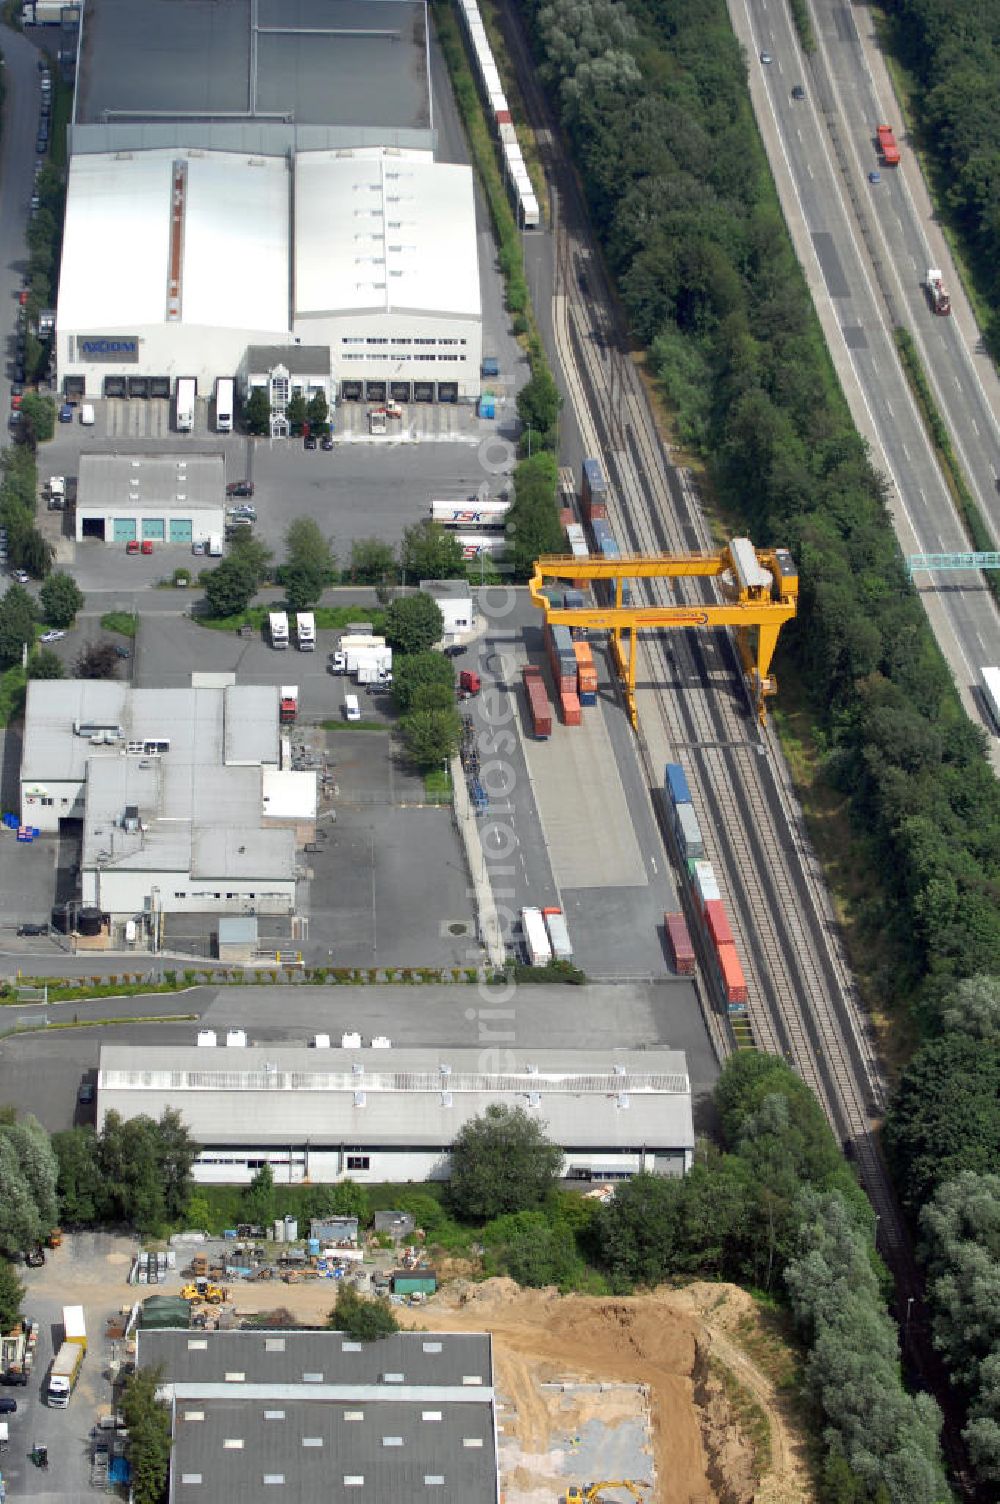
16, 923, 48, 938
39, 630, 65, 643
760, 51, 773, 64
226, 480, 254, 497
304, 433, 317, 450
868, 170, 881, 184
791, 84, 805, 100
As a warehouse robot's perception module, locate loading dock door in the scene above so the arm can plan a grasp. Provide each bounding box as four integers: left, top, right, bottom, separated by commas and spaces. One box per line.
168, 518, 192, 543
141, 517, 166, 541
112, 517, 137, 542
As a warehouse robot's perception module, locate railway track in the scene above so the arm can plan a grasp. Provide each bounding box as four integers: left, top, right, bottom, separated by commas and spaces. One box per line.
497, 0, 909, 1265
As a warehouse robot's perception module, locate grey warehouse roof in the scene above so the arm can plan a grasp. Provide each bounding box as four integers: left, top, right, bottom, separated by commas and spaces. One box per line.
77, 453, 225, 512
137, 1329, 497, 1504
97, 1046, 695, 1151
76, 0, 431, 142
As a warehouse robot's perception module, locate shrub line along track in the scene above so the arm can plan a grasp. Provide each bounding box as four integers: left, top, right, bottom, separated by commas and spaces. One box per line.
496, 2, 910, 1268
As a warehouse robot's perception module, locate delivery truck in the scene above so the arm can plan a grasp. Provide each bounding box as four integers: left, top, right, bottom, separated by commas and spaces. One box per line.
215, 376, 234, 433
174, 377, 196, 433
269, 610, 289, 649
543, 908, 573, 962
296, 612, 316, 650
47, 1306, 86, 1407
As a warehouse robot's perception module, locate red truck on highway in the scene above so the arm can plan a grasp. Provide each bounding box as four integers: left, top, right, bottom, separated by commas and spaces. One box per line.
876, 124, 900, 166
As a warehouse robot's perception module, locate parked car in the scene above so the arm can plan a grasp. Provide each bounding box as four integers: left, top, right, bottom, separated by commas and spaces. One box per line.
321, 433, 334, 451
141, 540, 154, 554
13, 570, 30, 584
58, 403, 74, 422
39, 630, 65, 643
226, 480, 254, 497
12, 394, 22, 411
35, 136, 48, 155
16, 923, 48, 938
78, 1083, 95, 1105
443, 644, 464, 658
126, 539, 140, 554
0, 1396, 18, 1414
304, 433, 317, 450
114, 646, 130, 660
192, 540, 206, 555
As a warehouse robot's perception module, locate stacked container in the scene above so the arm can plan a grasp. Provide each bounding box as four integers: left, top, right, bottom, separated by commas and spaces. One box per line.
574, 641, 598, 705
674, 801, 704, 861
522, 664, 552, 739
560, 688, 581, 725
545, 622, 577, 691
566, 522, 590, 589
664, 912, 695, 975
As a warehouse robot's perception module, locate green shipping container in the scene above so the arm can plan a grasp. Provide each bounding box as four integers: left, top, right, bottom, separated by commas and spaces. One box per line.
390, 1271, 438, 1296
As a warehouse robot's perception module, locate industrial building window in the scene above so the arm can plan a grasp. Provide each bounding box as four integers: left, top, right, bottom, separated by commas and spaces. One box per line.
223, 1439, 244, 1450
344, 1411, 364, 1421
342, 1342, 363, 1353
344, 1479, 364, 1488
462, 1375, 483, 1386
463, 1438, 484, 1448
174, 893, 187, 899
41, 797, 53, 807
413, 337, 435, 345
302, 1438, 323, 1448
346, 1154, 369, 1170
181, 1475, 202, 1485
422, 1343, 442, 1354
184, 1409, 205, 1419
366, 338, 388, 345
262, 1476, 285, 1485
382, 1437, 403, 1447
264, 1339, 285, 1352
424, 1477, 445, 1487
422, 1411, 442, 1421
264, 1411, 285, 1420
392, 338, 411, 345
439, 339, 458, 345
302, 1373, 324, 1383
224, 1373, 245, 1383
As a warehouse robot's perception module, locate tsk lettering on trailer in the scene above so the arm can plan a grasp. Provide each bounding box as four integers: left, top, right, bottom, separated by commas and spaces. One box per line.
77, 337, 140, 362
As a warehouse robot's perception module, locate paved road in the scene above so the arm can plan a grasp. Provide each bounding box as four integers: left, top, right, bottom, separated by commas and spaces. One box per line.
735, 0, 1000, 745
0, 23, 43, 434
809, 0, 1000, 528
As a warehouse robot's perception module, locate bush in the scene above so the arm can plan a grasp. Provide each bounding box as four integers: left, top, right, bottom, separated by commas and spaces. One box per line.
331, 1284, 399, 1343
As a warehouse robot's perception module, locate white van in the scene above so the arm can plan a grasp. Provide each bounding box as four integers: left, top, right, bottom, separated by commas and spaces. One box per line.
343, 694, 361, 722
80, 404, 95, 426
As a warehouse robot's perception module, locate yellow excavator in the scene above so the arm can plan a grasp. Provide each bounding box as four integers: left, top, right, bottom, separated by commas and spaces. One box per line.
565, 1484, 650, 1503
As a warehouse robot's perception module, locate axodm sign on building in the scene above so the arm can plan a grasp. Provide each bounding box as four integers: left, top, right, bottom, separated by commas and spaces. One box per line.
75, 337, 140, 363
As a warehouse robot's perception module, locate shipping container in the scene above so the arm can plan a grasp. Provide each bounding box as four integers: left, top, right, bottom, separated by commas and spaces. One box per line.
664, 912, 695, 975
560, 688, 581, 725
582, 457, 607, 515
522, 665, 552, 738
560, 507, 575, 529
543, 909, 573, 962
521, 907, 552, 967
692, 859, 720, 908
665, 763, 692, 808
566, 523, 589, 558
703, 898, 734, 950
674, 801, 704, 861
715, 942, 748, 1005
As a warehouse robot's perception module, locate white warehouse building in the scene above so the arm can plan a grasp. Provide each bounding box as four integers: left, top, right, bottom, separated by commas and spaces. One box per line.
95, 1044, 696, 1185
56, 146, 482, 406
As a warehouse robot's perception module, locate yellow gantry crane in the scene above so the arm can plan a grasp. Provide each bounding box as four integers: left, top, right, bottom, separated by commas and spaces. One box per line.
529, 538, 798, 726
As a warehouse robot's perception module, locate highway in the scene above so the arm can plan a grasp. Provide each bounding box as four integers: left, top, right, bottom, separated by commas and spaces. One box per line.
733, 0, 1000, 745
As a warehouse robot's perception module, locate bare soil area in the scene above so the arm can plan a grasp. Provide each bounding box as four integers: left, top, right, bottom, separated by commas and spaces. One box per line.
25, 1241, 814, 1504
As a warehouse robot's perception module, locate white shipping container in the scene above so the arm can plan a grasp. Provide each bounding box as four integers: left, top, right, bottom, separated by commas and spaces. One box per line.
499, 122, 518, 145
693, 859, 721, 908
455, 532, 507, 560
544, 910, 573, 962
522, 198, 540, 230
675, 802, 704, 860
431, 497, 510, 528
521, 907, 552, 967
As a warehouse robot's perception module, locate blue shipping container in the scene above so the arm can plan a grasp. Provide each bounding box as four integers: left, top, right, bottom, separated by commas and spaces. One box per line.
582, 457, 606, 497
579, 692, 597, 707
665, 763, 691, 808
478, 397, 495, 419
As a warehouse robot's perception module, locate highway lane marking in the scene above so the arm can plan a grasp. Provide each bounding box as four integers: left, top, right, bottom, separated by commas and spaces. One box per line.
972, 419, 980, 435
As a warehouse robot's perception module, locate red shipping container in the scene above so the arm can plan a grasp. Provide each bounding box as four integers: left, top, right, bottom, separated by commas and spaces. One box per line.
559, 689, 581, 726
716, 942, 747, 1005
703, 899, 734, 950
665, 912, 695, 975
560, 508, 575, 529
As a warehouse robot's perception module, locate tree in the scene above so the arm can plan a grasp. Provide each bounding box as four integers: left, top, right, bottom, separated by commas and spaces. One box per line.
399, 519, 465, 581
227, 532, 274, 586
391, 651, 455, 714
95, 1111, 198, 1233
244, 386, 271, 436
18, 393, 56, 443
384, 593, 444, 654
28, 648, 65, 679
331, 1283, 399, 1343
39, 571, 85, 628
303, 1181, 368, 1223
940, 974, 1000, 1040
482, 1209, 584, 1289
74, 642, 122, 679
52, 1127, 103, 1224
0, 1261, 25, 1332
120, 1365, 173, 1504
349, 537, 397, 586
0, 583, 37, 670
203, 556, 258, 619
0, 1117, 59, 1233
883, 1036, 1000, 1211
516, 365, 562, 450
0, 1134, 43, 1252
282, 518, 337, 610
399, 707, 462, 769
285, 393, 307, 434
14, 527, 54, 579
307, 390, 329, 431
506, 452, 562, 578
241, 1164, 276, 1228
447, 1105, 563, 1221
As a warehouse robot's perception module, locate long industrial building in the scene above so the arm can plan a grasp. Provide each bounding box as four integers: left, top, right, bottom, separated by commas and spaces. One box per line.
96, 1044, 696, 1185
56, 147, 481, 404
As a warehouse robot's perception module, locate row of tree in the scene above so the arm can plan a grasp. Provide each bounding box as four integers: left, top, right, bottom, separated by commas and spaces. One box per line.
0, 443, 51, 580
53, 1110, 198, 1234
